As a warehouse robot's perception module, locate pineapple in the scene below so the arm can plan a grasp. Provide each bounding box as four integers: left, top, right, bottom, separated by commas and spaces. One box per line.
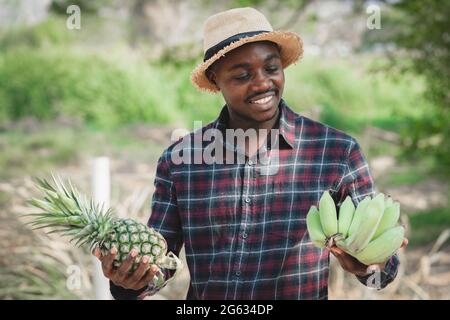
26, 175, 182, 289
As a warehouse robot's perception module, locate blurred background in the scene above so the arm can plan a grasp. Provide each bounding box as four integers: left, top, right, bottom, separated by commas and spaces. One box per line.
0, 0, 448, 300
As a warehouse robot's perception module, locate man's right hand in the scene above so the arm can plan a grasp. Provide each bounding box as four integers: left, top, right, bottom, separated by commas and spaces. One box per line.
93, 247, 159, 290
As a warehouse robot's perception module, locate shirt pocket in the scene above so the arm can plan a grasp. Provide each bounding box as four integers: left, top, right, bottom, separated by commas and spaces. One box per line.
266, 223, 307, 248
208, 191, 240, 240
263, 176, 309, 247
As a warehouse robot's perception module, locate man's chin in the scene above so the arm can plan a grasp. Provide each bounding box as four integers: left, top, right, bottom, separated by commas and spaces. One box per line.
250, 104, 279, 124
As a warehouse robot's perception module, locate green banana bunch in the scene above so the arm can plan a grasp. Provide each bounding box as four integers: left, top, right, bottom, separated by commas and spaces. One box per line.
306, 191, 405, 265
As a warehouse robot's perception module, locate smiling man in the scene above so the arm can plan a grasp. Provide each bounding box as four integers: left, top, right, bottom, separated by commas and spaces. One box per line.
101, 7, 405, 300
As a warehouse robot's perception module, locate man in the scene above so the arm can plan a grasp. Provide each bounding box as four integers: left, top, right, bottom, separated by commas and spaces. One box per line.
95, 7, 407, 300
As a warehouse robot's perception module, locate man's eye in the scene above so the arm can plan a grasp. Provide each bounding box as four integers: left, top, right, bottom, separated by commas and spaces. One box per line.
266, 65, 279, 73
234, 73, 250, 80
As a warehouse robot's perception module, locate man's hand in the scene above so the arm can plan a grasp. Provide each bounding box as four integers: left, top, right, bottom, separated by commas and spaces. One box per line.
329, 238, 408, 277
93, 247, 160, 290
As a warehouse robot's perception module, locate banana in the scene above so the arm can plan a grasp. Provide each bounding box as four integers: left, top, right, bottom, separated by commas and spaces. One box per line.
337, 196, 355, 239
354, 225, 405, 265
346, 196, 371, 237
318, 191, 338, 237
372, 201, 400, 240
385, 196, 394, 209
306, 205, 326, 248
345, 193, 385, 253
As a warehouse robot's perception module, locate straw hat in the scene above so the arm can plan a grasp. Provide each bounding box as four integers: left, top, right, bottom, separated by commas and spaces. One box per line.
191, 7, 303, 93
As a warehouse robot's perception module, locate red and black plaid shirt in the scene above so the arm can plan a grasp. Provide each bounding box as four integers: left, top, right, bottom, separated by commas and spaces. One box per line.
111, 99, 399, 300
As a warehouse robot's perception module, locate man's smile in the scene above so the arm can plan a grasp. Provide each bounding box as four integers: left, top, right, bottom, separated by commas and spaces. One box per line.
246, 90, 278, 113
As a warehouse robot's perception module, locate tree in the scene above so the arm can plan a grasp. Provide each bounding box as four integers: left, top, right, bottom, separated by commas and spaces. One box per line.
377, 0, 450, 171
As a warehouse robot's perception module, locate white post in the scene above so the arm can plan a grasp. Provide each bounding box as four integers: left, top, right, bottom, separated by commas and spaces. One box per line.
91, 157, 112, 300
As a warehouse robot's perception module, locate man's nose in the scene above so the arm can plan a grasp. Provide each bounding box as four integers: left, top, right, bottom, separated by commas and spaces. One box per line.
250, 69, 272, 92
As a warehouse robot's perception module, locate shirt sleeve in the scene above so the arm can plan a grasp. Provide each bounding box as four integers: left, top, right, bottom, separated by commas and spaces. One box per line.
355, 254, 400, 289
335, 139, 375, 205
110, 280, 146, 300
146, 151, 184, 293
110, 151, 183, 300
335, 139, 400, 289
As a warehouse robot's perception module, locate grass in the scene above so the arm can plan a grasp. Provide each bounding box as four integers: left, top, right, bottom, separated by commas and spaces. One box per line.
0, 191, 10, 209
0, 258, 82, 300
384, 170, 427, 187
0, 118, 171, 181
0, 125, 80, 180
365, 138, 402, 159
408, 207, 450, 246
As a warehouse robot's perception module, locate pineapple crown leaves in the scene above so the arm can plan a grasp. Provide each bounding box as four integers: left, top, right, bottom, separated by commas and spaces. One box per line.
26, 174, 115, 250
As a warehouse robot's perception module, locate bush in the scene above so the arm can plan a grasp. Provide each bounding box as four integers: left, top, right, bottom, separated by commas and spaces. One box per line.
0, 49, 181, 128
283, 57, 432, 134
0, 17, 72, 50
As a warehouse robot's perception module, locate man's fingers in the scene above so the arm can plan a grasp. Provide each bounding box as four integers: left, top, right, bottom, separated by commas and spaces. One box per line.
367, 262, 385, 273
101, 247, 117, 276
116, 249, 138, 280
93, 247, 101, 259
138, 264, 159, 287
400, 238, 409, 249
129, 256, 151, 285
329, 246, 344, 256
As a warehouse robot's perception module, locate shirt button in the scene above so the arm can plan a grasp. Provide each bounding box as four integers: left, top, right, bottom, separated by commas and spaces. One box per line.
244, 198, 251, 204
248, 160, 254, 166
236, 270, 241, 276
242, 232, 248, 239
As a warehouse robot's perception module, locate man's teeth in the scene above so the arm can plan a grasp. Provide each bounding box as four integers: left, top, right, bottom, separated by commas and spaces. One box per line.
251, 95, 273, 104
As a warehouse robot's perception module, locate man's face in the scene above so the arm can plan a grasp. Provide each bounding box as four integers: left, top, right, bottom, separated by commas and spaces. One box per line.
207, 41, 285, 126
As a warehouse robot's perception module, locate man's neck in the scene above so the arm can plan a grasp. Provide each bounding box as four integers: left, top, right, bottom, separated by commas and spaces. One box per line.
226, 107, 281, 158
227, 107, 280, 132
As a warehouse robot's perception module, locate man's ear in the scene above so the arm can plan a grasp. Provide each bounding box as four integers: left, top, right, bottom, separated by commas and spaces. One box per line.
205, 68, 219, 90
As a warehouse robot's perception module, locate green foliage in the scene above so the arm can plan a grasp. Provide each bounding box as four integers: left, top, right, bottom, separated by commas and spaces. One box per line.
160, 62, 225, 125
0, 126, 80, 179
50, 0, 113, 14
0, 255, 82, 299
0, 48, 435, 136
383, 169, 427, 187
409, 207, 450, 246
283, 57, 431, 134
0, 17, 72, 50
0, 49, 181, 128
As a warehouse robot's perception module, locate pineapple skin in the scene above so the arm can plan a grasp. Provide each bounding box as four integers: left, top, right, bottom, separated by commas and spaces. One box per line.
101, 219, 168, 271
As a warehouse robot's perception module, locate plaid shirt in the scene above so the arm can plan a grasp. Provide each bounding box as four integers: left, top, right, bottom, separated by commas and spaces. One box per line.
111, 99, 399, 300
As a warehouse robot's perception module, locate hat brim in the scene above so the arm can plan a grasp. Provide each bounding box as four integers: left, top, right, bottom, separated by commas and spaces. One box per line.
191, 31, 303, 93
